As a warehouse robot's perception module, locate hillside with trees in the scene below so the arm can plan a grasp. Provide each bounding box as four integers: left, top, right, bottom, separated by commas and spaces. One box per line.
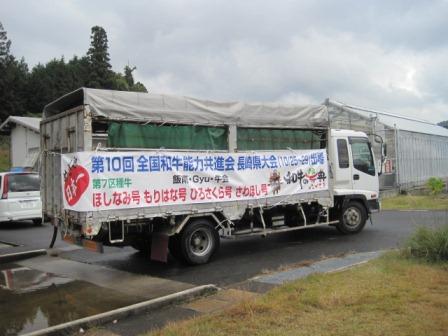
0, 22, 147, 122
438, 120, 448, 129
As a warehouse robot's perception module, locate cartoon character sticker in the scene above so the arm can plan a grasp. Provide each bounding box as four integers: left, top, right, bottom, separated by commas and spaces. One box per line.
63, 157, 90, 206
269, 170, 281, 195
305, 167, 317, 181
305, 167, 327, 190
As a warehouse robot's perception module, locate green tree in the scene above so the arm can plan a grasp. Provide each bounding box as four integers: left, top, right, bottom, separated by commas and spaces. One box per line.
27, 58, 66, 114
124, 65, 136, 87
108, 65, 148, 92
0, 23, 149, 119
0, 22, 11, 60
26, 56, 92, 114
67, 55, 90, 88
123, 65, 148, 92
132, 81, 148, 92
0, 57, 28, 121
111, 72, 130, 91
86, 26, 113, 88
0, 22, 29, 121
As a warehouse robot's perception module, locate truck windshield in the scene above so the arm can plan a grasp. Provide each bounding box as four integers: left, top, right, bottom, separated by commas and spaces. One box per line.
350, 139, 375, 176
8, 173, 41, 192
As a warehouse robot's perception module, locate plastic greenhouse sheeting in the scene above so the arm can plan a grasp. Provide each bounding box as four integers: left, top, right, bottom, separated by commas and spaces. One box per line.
108, 122, 228, 150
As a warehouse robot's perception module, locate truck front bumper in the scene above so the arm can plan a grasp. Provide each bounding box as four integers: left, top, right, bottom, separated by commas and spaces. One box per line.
367, 199, 380, 213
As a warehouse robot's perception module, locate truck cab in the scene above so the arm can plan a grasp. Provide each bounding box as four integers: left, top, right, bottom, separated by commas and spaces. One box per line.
328, 129, 380, 233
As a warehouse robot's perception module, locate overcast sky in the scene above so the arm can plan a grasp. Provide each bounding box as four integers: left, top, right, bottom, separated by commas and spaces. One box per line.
2, 0, 448, 122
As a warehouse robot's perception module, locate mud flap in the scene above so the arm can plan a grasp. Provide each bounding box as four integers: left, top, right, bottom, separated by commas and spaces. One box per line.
151, 233, 169, 262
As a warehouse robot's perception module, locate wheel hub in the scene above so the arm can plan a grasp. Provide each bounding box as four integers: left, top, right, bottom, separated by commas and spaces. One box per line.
193, 236, 202, 247
190, 229, 213, 256
345, 208, 361, 227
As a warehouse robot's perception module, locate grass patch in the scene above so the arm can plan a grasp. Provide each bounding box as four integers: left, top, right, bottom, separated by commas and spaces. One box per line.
381, 195, 448, 210
149, 253, 448, 336
403, 225, 448, 262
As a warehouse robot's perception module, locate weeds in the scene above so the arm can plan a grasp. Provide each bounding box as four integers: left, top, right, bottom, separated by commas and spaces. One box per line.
427, 177, 445, 196
403, 225, 448, 262
381, 195, 448, 210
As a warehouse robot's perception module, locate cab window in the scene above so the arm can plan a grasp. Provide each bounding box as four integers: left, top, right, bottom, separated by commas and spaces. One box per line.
350, 138, 375, 176
337, 139, 349, 168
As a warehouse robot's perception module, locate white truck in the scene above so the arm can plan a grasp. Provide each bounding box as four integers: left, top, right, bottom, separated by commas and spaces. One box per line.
41, 88, 382, 264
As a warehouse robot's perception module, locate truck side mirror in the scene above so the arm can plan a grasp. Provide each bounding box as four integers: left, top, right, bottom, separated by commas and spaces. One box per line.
378, 143, 384, 176
373, 134, 385, 176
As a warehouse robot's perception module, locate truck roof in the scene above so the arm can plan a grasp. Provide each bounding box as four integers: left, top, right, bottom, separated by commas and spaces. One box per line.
330, 129, 369, 138
43, 88, 329, 129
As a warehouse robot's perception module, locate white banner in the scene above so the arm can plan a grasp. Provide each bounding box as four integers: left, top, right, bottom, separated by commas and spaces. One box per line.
61, 150, 328, 212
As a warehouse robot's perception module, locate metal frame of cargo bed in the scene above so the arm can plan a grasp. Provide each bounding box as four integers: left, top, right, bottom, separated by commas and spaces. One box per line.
41, 104, 335, 240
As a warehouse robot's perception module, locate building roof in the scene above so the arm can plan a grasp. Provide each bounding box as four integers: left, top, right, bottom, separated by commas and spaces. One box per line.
0, 116, 41, 134
43, 88, 329, 129
327, 100, 448, 137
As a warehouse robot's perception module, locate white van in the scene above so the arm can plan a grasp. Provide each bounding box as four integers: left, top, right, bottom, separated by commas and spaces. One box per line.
0, 172, 42, 225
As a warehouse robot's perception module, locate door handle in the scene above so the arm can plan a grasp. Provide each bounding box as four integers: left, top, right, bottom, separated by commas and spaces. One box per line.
353, 174, 360, 180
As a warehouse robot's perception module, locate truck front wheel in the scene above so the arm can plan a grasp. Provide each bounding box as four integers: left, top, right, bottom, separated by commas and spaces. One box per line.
178, 219, 220, 265
337, 201, 367, 234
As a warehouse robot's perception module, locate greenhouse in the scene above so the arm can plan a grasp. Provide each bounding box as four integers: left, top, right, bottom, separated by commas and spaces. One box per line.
326, 99, 448, 191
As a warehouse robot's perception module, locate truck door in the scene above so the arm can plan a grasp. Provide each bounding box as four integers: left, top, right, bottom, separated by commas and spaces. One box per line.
331, 137, 353, 190
349, 137, 378, 193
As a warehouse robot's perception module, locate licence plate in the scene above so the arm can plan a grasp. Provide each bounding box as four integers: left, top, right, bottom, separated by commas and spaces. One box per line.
20, 201, 36, 209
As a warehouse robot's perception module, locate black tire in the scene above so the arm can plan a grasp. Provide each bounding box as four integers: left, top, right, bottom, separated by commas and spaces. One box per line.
130, 237, 152, 254
336, 201, 367, 234
178, 219, 220, 265
32, 218, 43, 226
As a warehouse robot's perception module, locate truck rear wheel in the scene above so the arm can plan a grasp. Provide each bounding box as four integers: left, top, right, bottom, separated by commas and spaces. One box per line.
337, 201, 367, 234
177, 219, 219, 265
